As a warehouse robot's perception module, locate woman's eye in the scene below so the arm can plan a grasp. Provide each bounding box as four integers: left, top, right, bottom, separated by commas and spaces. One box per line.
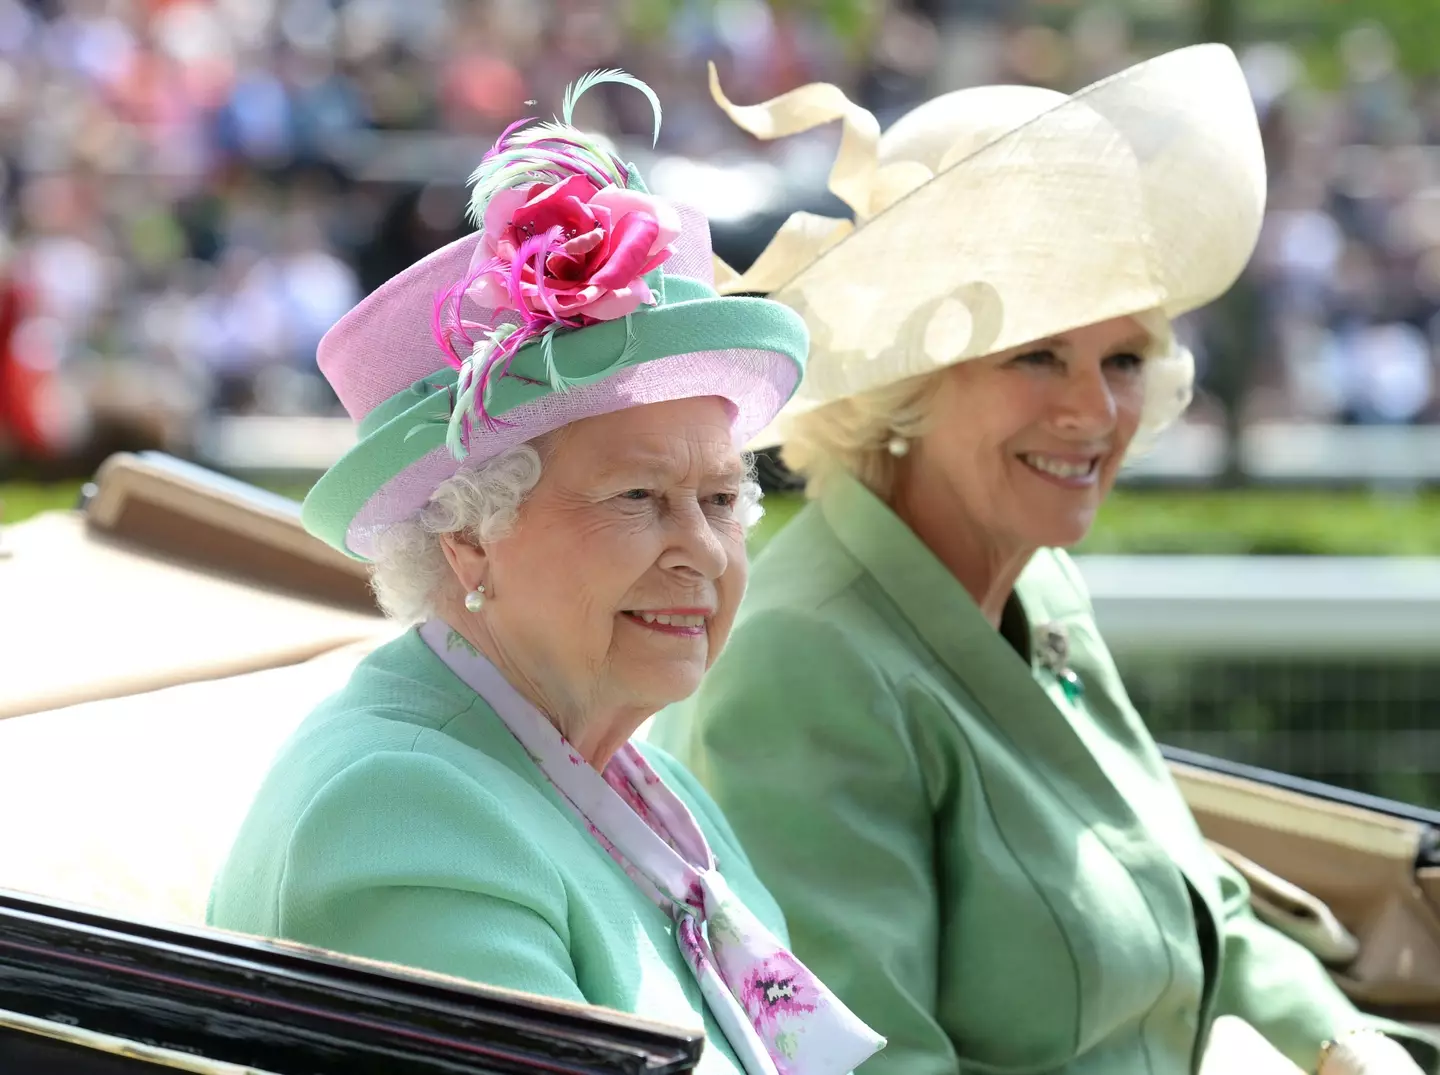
709, 492, 739, 509
619, 488, 651, 501
1106, 352, 1146, 374
1010, 349, 1059, 368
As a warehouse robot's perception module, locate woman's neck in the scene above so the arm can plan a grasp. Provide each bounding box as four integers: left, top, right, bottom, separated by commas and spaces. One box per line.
566, 716, 648, 771
888, 469, 1035, 629
439, 608, 647, 770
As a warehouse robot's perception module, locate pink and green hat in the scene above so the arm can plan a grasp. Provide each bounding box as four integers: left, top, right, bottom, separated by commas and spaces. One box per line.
302, 73, 809, 561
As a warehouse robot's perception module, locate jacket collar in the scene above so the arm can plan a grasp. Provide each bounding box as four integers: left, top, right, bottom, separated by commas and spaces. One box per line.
816, 469, 1026, 675
814, 470, 1159, 835
402, 626, 582, 817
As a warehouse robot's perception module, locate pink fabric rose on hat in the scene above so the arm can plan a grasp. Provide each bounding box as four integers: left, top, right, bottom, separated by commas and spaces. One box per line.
474, 174, 682, 323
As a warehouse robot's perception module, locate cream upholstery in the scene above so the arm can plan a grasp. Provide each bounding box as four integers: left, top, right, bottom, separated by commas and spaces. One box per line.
0, 637, 390, 925
0, 512, 385, 720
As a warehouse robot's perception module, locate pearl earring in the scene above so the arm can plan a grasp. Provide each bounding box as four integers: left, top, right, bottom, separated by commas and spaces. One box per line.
464, 583, 487, 613
886, 434, 909, 458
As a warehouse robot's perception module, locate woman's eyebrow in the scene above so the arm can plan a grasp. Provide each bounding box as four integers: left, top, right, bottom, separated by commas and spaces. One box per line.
1036, 331, 1152, 355
1111, 331, 1153, 354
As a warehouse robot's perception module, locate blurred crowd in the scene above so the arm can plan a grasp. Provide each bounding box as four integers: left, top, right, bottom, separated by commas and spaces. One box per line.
0, 0, 873, 466
0, 0, 1438, 474
1247, 26, 1440, 426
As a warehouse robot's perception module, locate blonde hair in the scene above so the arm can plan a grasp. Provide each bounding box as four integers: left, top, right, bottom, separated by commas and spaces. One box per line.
780, 370, 944, 501
780, 313, 1194, 501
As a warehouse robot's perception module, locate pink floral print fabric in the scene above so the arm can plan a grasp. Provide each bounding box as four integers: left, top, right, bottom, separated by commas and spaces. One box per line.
422, 620, 884, 1075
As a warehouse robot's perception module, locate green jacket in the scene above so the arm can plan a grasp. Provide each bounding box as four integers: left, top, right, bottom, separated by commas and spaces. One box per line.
208, 628, 789, 1075
650, 471, 1438, 1075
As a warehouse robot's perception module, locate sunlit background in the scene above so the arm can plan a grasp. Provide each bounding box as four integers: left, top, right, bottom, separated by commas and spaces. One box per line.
3, 0, 1440, 806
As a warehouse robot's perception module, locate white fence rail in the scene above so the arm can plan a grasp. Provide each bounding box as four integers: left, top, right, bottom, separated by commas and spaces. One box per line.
1078, 556, 1440, 657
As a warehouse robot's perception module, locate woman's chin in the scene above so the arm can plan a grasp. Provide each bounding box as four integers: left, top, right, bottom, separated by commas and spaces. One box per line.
1021, 509, 1099, 551
617, 665, 708, 717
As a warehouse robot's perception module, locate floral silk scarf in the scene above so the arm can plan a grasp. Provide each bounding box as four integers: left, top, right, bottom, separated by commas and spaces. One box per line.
421, 620, 884, 1075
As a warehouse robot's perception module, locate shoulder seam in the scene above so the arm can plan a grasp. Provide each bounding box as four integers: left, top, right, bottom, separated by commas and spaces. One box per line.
433, 694, 487, 740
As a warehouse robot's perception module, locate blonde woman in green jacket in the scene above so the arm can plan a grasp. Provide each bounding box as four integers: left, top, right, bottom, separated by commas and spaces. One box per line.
650, 46, 1438, 1075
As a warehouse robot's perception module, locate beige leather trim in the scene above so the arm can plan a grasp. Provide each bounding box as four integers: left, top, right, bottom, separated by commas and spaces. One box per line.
1175, 762, 1440, 1014
1173, 762, 1422, 861
1211, 841, 1360, 965
86, 453, 375, 609
86, 454, 359, 577
0, 512, 387, 720
1417, 869, 1440, 911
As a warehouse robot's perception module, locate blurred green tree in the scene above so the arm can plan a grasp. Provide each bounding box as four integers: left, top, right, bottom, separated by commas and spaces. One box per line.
1198, 0, 1237, 44
634, 0, 881, 47
1246, 0, 1440, 77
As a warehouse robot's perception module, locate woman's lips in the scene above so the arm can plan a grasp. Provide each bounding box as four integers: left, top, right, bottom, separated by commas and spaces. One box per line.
1017, 451, 1100, 488
620, 609, 709, 637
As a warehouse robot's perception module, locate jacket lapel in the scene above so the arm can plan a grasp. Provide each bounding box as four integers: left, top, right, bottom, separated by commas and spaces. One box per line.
818, 473, 1141, 828
817, 474, 1222, 1003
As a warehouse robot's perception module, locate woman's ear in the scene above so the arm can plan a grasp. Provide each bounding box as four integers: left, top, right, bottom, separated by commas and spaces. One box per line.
439, 531, 488, 594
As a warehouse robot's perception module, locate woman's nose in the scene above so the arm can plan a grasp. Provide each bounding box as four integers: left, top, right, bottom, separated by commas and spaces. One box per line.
1053, 364, 1118, 435
657, 500, 728, 579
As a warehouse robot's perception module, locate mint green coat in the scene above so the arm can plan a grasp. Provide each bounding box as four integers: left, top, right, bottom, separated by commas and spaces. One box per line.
650, 471, 1438, 1075
207, 629, 789, 1075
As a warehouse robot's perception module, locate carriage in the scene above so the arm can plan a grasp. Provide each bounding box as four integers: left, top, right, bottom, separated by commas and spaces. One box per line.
1, 452, 1437, 1072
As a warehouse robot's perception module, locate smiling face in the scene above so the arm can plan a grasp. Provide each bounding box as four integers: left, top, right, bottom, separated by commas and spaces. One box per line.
466, 396, 748, 740
909, 316, 1151, 554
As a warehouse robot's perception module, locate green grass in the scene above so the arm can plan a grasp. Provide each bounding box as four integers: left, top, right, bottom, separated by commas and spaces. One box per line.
1079, 489, 1440, 557
751, 487, 1440, 558
0, 482, 84, 523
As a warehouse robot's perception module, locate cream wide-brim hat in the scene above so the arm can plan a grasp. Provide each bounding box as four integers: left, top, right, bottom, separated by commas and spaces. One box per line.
712, 43, 1268, 452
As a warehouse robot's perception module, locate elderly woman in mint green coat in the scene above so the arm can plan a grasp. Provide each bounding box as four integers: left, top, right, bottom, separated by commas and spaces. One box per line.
208, 74, 884, 1075
650, 46, 1438, 1075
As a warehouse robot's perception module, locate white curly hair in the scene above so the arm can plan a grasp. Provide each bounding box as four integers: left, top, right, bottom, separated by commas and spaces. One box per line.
370, 437, 766, 622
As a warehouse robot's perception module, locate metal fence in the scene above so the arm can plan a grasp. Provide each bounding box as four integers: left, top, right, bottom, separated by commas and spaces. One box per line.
1082, 557, 1440, 809
1119, 655, 1440, 808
